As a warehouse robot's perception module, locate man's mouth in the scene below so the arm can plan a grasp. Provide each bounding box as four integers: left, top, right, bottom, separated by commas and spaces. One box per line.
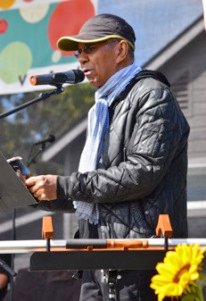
82, 68, 92, 76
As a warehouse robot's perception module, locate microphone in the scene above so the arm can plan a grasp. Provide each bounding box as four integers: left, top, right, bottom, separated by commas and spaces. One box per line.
34, 134, 56, 146
30, 69, 85, 86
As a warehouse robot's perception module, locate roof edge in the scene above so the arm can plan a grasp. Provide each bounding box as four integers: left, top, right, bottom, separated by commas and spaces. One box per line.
144, 15, 204, 69
42, 118, 87, 162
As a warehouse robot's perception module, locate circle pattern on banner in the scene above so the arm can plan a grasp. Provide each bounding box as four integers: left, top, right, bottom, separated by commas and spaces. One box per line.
0, 19, 8, 34
52, 50, 62, 63
0, 0, 95, 90
19, 4, 49, 23
0, 0, 15, 9
0, 41, 32, 84
48, 0, 95, 56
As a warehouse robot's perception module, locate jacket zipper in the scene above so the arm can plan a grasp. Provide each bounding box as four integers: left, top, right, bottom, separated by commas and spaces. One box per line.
123, 147, 126, 161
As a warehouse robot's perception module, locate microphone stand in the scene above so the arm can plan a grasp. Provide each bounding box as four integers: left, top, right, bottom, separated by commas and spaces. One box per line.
0, 85, 64, 300
27, 142, 46, 167
0, 85, 64, 119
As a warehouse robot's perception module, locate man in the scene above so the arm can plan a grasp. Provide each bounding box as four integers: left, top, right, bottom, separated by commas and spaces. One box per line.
26, 14, 190, 301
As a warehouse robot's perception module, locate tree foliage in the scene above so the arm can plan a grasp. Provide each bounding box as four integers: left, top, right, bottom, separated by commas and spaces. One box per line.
0, 83, 95, 173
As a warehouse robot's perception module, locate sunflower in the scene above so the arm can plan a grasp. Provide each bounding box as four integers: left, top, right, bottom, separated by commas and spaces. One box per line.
150, 244, 205, 301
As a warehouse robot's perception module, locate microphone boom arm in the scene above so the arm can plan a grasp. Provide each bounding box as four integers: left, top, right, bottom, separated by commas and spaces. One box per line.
0, 85, 64, 119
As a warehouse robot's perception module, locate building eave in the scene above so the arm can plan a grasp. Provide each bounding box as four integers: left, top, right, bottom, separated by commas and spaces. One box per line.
144, 17, 204, 69
42, 118, 87, 162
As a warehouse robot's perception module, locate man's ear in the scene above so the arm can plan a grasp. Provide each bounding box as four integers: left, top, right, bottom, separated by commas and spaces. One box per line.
116, 40, 130, 64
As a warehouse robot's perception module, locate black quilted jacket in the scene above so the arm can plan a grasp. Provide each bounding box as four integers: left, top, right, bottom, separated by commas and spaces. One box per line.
56, 72, 190, 239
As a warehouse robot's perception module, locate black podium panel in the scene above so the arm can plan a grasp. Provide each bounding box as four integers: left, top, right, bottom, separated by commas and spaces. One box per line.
30, 250, 167, 271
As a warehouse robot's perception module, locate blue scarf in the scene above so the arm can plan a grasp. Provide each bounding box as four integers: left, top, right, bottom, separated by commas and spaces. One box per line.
73, 63, 141, 224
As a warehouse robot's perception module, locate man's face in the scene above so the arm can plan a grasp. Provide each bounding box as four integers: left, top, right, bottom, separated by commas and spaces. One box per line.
76, 39, 120, 88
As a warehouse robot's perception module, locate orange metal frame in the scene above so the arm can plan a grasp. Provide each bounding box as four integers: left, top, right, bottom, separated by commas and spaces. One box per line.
40, 214, 173, 252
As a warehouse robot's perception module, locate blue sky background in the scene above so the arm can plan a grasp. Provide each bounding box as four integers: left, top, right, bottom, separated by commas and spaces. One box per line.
98, 0, 203, 66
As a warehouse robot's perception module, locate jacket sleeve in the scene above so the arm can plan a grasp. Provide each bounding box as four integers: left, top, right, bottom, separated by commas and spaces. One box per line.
57, 83, 189, 204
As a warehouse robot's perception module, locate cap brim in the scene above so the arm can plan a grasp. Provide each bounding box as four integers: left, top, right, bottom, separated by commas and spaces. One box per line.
57, 34, 134, 51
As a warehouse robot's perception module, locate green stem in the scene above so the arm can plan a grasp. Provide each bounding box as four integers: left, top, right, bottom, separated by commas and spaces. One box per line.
198, 287, 204, 301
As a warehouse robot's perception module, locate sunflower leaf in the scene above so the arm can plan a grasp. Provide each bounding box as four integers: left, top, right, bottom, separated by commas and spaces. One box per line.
181, 285, 204, 301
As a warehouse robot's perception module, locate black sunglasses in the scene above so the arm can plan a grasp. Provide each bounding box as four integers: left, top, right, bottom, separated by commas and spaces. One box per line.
74, 39, 119, 58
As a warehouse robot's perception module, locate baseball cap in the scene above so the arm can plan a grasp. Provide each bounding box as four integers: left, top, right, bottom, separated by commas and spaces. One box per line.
57, 13, 136, 51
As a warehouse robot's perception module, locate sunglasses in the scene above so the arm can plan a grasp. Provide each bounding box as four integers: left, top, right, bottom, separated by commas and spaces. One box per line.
74, 39, 119, 58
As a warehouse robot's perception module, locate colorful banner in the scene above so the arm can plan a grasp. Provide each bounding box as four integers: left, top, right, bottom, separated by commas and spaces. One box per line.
0, 0, 96, 95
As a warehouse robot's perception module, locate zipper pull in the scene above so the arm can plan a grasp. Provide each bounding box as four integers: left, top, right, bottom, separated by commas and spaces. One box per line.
123, 147, 126, 161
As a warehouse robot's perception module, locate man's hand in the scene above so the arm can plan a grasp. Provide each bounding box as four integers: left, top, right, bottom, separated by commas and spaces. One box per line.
25, 175, 58, 201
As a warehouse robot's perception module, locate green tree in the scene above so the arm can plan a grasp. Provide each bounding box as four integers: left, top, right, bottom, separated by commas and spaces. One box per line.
0, 83, 95, 174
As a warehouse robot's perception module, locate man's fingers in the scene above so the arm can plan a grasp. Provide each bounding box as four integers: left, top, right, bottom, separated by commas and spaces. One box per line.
33, 190, 46, 201
25, 176, 39, 187
25, 175, 58, 201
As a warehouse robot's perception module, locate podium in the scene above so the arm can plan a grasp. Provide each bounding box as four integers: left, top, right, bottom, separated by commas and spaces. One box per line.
0, 215, 205, 301
30, 214, 173, 271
